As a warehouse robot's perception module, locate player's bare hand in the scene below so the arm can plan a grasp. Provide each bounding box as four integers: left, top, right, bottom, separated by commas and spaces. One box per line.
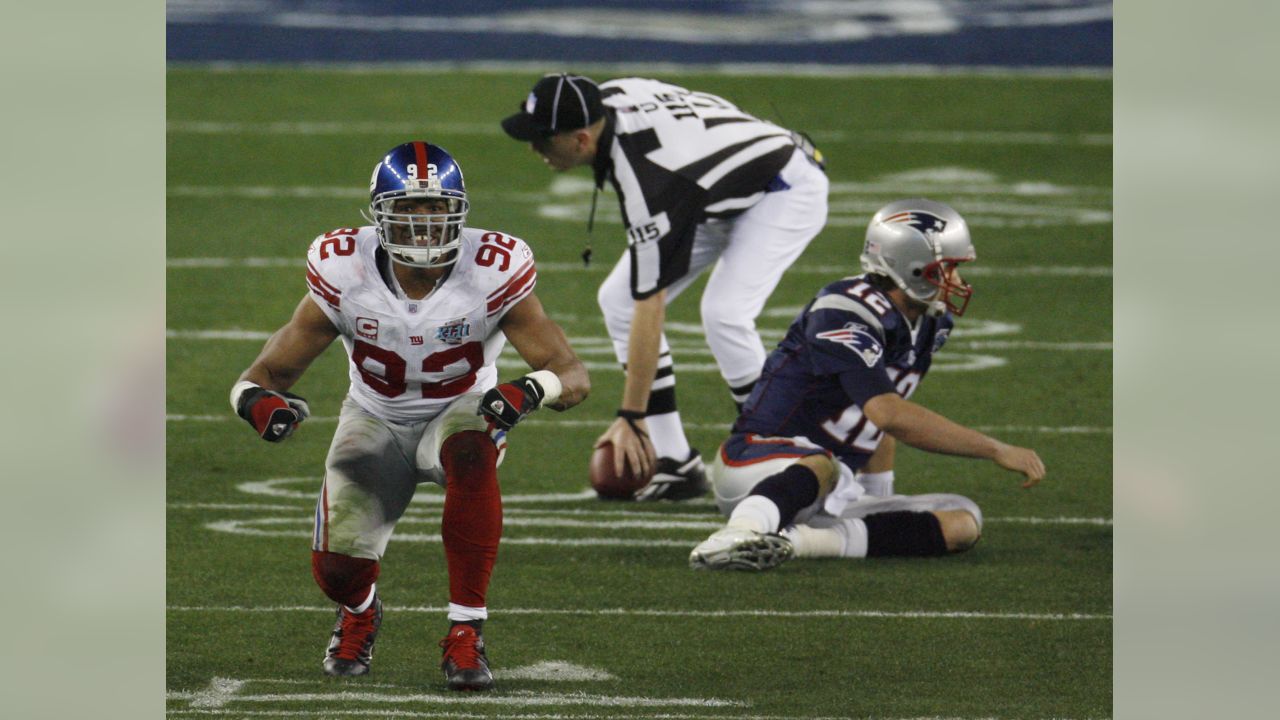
594, 417, 656, 479
993, 443, 1045, 488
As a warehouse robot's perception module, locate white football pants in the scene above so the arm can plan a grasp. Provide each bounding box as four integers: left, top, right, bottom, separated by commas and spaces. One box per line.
596, 147, 829, 392
311, 392, 495, 561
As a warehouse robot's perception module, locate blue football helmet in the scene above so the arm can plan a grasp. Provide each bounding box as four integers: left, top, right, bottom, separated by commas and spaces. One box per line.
362, 142, 469, 268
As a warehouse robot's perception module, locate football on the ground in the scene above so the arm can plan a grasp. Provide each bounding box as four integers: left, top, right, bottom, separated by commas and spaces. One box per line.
589, 443, 649, 500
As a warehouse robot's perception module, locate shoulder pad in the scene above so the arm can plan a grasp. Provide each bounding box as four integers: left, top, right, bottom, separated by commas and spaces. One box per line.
304, 227, 373, 310
809, 287, 888, 340
459, 229, 538, 318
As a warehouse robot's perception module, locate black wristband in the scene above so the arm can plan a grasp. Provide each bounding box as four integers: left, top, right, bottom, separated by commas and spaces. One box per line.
616, 409, 649, 440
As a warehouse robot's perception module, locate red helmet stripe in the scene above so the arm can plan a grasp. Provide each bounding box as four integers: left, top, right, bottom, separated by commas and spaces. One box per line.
414, 141, 429, 177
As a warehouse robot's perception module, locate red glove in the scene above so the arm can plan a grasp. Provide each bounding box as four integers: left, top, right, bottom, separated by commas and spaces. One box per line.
477, 375, 547, 431
235, 384, 310, 442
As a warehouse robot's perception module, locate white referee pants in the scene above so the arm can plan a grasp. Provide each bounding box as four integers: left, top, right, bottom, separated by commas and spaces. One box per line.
597, 147, 829, 390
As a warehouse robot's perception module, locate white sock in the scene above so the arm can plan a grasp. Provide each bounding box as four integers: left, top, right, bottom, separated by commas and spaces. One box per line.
344, 583, 376, 614
448, 602, 488, 624
726, 495, 780, 534
645, 411, 691, 460
781, 525, 846, 558
857, 471, 895, 497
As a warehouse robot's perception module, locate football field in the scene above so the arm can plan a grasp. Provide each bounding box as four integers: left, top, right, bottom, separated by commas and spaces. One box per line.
167, 67, 1112, 718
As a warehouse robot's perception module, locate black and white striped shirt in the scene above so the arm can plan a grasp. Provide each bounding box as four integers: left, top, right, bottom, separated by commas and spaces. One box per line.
591, 78, 800, 299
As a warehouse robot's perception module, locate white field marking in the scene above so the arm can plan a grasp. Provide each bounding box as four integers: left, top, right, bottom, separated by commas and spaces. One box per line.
169, 501, 1110, 527
166, 604, 1110, 622
163, 331, 1026, 373
167, 119, 1110, 146
540, 167, 1110, 228
217, 513, 719, 531
956, 340, 1111, 350
996, 516, 1113, 526
544, 203, 1113, 229
172, 503, 723, 521
167, 415, 1111, 436
165, 329, 1108, 353
185, 58, 1112, 80
657, 320, 1026, 342
164, 256, 1112, 277
235, 477, 599, 503
162, 331, 1012, 372
206, 514, 1112, 542
236, 678, 409, 688
973, 425, 1112, 434
166, 688, 744, 709
501, 661, 617, 682
164, 712, 1114, 720
188, 678, 245, 709
169, 502, 302, 511
169, 185, 363, 199
205, 521, 692, 547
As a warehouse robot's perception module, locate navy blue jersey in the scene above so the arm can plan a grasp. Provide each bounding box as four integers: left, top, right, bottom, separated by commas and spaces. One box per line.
733, 274, 954, 472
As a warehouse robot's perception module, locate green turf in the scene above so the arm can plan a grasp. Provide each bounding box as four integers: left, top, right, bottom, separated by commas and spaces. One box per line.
167, 67, 1112, 719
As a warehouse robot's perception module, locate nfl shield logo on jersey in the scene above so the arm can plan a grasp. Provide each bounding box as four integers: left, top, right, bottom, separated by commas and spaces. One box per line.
435, 318, 472, 344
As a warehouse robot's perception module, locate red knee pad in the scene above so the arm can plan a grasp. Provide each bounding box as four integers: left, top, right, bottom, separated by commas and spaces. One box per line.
441, 431, 498, 493
311, 550, 380, 607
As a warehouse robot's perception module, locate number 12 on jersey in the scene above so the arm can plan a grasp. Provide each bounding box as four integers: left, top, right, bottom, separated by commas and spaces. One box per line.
823, 371, 923, 452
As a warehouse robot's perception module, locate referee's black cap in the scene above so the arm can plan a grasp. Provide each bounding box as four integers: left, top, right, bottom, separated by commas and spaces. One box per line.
502, 74, 604, 141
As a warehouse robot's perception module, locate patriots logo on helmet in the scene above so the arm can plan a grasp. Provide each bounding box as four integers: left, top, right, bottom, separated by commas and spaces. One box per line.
883, 211, 948, 235
815, 323, 884, 368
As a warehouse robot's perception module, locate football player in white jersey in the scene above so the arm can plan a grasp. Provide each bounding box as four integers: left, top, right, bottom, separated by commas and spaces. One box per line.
688, 200, 1045, 571
230, 142, 589, 690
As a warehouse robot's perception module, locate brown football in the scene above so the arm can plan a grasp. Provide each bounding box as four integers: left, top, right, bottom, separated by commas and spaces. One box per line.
589, 443, 649, 500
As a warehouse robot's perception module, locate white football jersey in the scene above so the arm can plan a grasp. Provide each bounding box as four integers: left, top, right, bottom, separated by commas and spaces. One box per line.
304, 225, 537, 424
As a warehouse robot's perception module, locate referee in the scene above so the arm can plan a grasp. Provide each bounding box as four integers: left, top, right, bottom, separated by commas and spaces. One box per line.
502, 73, 829, 501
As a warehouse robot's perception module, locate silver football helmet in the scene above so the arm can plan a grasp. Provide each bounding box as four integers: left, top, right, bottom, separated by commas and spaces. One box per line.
860, 198, 976, 316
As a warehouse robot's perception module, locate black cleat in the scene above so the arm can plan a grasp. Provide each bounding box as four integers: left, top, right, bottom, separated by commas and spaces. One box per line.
322, 595, 382, 676
439, 624, 495, 691
635, 448, 708, 501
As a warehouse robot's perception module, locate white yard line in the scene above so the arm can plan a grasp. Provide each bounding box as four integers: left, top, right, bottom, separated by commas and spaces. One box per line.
166, 687, 744, 709
167, 710, 1109, 720
184, 59, 1112, 80
171, 502, 1111, 527
187, 678, 245, 709
167, 604, 1110, 621
167, 120, 1110, 146
165, 413, 1112, 435
164, 257, 1113, 276
204, 523, 695, 547
164, 328, 1111, 353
